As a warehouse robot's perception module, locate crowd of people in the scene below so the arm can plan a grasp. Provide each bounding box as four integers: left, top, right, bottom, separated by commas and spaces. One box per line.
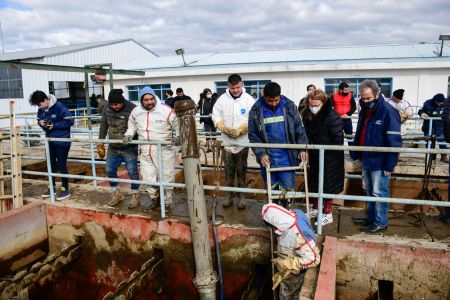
29, 73, 450, 299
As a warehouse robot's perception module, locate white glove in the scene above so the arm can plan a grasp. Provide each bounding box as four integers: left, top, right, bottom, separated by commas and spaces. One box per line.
420, 113, 429, 119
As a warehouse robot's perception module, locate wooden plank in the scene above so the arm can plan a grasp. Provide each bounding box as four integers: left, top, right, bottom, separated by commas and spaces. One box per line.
0, 202, 48, 275
0, 129, 4, 213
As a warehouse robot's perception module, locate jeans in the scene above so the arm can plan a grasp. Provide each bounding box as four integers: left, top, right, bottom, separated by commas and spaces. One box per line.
106, 148, 139, 190
49, 143, 71, 190
343, 119, 353, 135
362, 168, 390, 227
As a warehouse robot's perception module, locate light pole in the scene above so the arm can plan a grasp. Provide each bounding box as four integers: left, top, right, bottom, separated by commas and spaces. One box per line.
175, 48, 187, 66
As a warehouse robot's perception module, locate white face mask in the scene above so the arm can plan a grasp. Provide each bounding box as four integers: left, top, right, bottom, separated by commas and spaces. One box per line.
309, 104, 322, 114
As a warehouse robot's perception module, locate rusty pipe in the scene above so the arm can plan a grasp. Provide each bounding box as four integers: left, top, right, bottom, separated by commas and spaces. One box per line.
175, 100, 218, 300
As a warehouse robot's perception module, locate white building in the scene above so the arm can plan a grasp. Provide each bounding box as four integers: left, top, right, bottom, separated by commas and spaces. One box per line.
112, 42, 450, 111
0, 39, 157, 118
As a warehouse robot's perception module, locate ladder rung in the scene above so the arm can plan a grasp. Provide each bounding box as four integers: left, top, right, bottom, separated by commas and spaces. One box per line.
0, 155, 10, 160
0, 175, 12, 180
0, 195, 13, 199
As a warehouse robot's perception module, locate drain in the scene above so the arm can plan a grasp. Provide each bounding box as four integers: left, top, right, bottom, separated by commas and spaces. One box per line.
378, 280, 394, 300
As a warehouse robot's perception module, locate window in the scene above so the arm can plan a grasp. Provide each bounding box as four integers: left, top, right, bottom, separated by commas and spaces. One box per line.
324, 78, 393, 99
0, 67, 23, 99
48, 81, 104, 108
448, 76, 450, 97
127, 84, 171, 102
215, 80, 271, 99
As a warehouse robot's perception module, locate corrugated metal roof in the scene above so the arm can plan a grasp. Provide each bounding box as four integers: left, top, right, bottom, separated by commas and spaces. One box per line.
0, 39, 157, 61
118, 43, 450, 71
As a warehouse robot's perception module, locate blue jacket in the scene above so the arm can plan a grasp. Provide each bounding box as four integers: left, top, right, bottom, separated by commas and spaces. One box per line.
418, 98, 444, 136
351, 95, 402, 172
442, 97, 450, 143
37, 96, 74, 146
248, 96, 308, 166
293, 209, 316, 242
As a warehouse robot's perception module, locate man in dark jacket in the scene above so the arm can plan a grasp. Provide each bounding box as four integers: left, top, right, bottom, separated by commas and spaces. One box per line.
440, 96, 450, 225
98, 89, 140, 208
331, 82, 356, 135
30, 90, 74, 200
351, 80, 402, 233
418, 93, 447, 162
248, 82, 308, 202
170, 87, 191, 109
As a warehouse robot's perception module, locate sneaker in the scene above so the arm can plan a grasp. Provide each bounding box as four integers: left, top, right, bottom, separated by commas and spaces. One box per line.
315, 213, 333, 226
57, 188, 71, 200
41, 189, 52, 198
306, 208, 319, 219
108, 190, 124, 207
360, 223, 387, 233
127, 193, 140, 209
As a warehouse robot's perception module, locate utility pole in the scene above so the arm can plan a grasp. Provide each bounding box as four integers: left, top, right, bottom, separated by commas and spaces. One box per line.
175, 100, 217, 299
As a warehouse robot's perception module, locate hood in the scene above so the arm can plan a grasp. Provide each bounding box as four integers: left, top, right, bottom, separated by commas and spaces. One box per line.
138, 86, 160, 110
46, 94, 57, 110
262, 203, 296, 235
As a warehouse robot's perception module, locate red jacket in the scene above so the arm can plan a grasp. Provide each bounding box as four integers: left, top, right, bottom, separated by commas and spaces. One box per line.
331, 92, 356, 116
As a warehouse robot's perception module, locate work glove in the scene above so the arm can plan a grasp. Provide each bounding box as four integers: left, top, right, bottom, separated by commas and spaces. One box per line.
235, 124, 248, 136
97, 144, 105, 159
122, 135, 133, 145
420, 113, 429, 119
272, 270, 293, 290
216, 121, 238, 138
272, 257, 301, 273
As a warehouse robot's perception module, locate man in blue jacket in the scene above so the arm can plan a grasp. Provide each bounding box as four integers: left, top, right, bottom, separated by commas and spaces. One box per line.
418, 93, 447, 162
248, 82, 308, 204
351, 80, 402, 233
29, 90, 74, 200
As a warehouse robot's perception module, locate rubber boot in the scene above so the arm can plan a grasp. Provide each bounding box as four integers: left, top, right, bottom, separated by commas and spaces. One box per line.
223, 191, 233, 207
441, 154, 448, 163
127, 193, 140, 209
108, 190, 124, 207
237, 192, 247, 209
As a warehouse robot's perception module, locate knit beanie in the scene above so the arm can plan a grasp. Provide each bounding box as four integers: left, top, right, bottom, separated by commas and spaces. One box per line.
108, 89, 125, 104
432, 93, 446, 103
393, 89, 404, 100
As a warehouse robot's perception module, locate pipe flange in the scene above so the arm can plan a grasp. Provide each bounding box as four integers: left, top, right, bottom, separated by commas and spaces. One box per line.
192, 271, 218, 289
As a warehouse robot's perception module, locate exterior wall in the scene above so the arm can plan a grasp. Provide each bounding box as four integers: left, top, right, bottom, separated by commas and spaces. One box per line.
0, 40, 156, 123
111, 63, 450, 109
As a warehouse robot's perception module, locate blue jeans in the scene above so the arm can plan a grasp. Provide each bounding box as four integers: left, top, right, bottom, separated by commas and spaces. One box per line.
261, 168, 295, 190
106, 149, 139, 190
343, 119, 353, 135
362, 168, 390, 227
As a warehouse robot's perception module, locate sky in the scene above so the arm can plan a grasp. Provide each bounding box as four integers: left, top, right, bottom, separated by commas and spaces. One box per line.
1, 0, 450, 56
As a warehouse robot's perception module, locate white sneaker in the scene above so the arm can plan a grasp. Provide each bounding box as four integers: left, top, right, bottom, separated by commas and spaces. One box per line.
315, 213, 333, 226
306, 208, 319, 219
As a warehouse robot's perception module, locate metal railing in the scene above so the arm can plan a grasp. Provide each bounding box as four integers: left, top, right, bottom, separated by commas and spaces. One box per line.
17, 134, 450, 233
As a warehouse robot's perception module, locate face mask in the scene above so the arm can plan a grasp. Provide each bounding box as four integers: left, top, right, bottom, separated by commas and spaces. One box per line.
341, 92, 349, 96
363, 100, 377, 109
309, 105, 322, 114
206, 93, 212, 99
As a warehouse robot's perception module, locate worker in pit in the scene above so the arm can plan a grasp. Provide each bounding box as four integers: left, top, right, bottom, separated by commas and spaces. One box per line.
97, 89, 140, 209
248, 82, 308, 207
262, 203, 320, 299
212, 74, 255, 209
29, 90, 74, 200
123, 86, 177, 213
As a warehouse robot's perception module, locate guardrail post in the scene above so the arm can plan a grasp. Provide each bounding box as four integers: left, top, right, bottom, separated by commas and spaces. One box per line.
175, 100, 217, 300
317, 148, 325, 235
157, 143, 165, 218
44, 138, 55, 203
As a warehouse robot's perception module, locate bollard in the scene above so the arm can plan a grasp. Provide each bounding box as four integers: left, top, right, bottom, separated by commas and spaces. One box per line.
175, 100, 218, 300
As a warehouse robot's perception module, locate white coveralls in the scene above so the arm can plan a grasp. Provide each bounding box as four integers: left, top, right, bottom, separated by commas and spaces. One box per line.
262, 204, 320, 300
125, 89, 177, 205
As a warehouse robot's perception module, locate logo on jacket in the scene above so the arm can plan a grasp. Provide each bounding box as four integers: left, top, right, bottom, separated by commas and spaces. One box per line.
51, 114, 56, 118
375, 120, 382, 125
240, 108, 246, 115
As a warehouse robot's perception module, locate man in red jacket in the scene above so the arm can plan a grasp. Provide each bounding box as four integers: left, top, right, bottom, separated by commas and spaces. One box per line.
331, 82, 356, 135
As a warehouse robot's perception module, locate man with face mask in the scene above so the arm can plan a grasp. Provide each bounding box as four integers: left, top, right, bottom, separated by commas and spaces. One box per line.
123, 86, 177, 213
331, 82, 356, 135
98, 89, 139, 208
351, 80, 402, 233
248, 82, 308, 202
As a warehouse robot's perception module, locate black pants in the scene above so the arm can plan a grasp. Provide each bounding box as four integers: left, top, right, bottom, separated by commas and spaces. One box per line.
224, 148, 248, 188
49, 143, 71, 189
204, 123, 217, 141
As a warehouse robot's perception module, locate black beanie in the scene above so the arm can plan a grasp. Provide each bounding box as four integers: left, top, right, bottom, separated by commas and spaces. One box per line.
393, 89, 404, 100
108, 89, 125, 104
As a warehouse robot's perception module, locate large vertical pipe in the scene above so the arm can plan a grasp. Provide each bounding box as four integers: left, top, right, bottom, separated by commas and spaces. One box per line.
175, 100, 217, 299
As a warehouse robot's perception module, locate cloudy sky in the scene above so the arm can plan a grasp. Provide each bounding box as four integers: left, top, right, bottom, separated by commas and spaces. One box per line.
1, 0, 450, 56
